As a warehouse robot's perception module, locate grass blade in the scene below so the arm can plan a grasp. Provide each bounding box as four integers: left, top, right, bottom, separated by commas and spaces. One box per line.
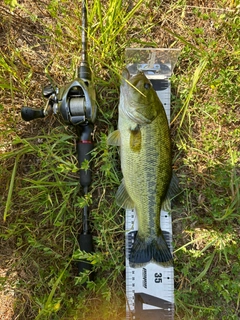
191, 250, 216, 284
3, 155, 19, 221
171, 56, 208, 128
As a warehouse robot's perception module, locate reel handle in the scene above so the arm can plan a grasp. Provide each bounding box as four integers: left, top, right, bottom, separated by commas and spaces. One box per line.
21, 107, 45, 121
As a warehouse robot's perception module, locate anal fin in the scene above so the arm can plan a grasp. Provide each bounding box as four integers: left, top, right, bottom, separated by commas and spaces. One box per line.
116, 179, 134, 209
162, 172, 180, 211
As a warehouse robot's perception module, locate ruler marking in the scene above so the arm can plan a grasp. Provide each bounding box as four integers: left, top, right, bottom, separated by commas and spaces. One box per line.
125, 69, 174, 320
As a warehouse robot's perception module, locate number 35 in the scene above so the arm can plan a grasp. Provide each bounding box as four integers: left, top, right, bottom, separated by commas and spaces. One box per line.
154, 273, 162, 283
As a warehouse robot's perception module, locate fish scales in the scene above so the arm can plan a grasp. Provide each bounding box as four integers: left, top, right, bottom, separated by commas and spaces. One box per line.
119, 111, 171, 240
108, 69, 173, 267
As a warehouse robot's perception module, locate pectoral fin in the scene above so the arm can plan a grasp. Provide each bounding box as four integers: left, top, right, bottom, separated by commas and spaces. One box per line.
130, 126, 141, 152
116, 180, 134, 209
107, 130, 121, 146
162, 172, 180, 211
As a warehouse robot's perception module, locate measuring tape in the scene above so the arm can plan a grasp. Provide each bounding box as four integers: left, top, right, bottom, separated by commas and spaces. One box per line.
125, 61, 175, 320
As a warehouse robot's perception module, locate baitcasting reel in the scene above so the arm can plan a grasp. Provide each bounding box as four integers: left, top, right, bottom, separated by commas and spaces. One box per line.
21, 0, 96, 280
21, 64, 96, 126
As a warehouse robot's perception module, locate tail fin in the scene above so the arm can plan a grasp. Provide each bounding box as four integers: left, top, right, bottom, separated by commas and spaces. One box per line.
129, 232, 173, 268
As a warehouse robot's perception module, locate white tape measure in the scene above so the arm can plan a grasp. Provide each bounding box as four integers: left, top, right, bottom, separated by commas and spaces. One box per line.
125, 209, 174, 320
125, 57, 175, 320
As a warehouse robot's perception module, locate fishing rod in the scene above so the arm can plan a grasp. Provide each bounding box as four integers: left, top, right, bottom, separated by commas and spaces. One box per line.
21, 0, 96, 278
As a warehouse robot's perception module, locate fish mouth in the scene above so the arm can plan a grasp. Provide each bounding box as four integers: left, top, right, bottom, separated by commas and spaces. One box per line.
122, 68, 131, 82
120, 69, 155, 125
121, 69, 145, 92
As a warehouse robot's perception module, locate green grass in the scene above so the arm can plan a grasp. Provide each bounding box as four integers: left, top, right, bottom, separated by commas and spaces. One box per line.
1, 0, 240, 319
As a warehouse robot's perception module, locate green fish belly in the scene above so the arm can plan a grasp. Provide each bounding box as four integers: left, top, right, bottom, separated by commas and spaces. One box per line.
107, 70, 174, 267
119, 107, 172, 240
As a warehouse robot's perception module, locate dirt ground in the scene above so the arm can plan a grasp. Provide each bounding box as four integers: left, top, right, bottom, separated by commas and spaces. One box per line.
0, 270, 15, 320
1, 0, 239, 319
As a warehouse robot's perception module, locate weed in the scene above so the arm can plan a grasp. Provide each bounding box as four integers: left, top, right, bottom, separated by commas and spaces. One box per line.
1, 0, 240, 319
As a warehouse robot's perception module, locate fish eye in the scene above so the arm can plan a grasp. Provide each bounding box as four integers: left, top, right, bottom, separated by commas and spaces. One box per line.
144, 83, 151, 89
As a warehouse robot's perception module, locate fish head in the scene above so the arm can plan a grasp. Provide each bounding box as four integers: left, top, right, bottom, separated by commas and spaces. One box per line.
120, 69, 162, 125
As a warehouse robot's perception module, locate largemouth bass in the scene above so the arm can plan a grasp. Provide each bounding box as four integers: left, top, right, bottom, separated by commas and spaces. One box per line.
108, 69, 176, 267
